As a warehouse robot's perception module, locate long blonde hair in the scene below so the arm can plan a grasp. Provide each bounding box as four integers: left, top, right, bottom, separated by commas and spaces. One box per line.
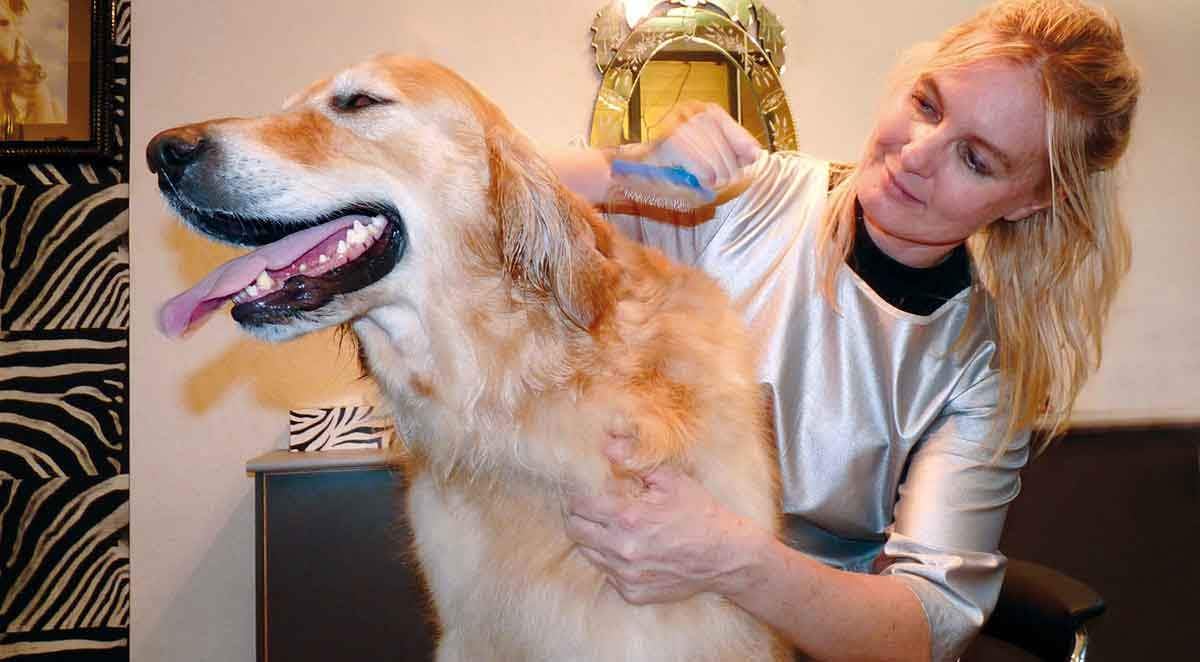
817, 0, 1140, 452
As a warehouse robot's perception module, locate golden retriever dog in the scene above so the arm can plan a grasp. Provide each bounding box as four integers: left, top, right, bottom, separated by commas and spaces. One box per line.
148, 54, 786, 662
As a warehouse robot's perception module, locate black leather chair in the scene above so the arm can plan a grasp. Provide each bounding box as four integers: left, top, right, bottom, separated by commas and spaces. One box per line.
976, 558, 1105, 661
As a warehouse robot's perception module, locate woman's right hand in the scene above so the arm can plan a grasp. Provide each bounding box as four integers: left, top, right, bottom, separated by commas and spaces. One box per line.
546, 102, 762, 206
633, 101, 765, 193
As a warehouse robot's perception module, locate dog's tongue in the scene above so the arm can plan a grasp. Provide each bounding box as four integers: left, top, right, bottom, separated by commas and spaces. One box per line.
160, 218, 357, 338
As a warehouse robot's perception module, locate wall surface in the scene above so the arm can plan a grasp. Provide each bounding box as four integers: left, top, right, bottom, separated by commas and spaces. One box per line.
130, 1, 1200, 660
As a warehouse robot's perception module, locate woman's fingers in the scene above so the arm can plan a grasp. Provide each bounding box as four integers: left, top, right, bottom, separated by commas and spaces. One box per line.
651, 101, 762, 191
696, 110, 740, 184
712, 107, 765, 166
576, 544, 612, 570
564, 509, 606, 544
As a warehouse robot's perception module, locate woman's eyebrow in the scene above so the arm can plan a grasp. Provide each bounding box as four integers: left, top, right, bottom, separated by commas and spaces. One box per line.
923, 76, 1015, 174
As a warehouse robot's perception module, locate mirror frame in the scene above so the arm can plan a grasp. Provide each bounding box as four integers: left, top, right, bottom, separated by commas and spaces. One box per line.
589, 1, 796, 152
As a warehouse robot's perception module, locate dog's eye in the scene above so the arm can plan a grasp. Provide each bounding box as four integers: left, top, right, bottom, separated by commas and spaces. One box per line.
336, 93, 387, 111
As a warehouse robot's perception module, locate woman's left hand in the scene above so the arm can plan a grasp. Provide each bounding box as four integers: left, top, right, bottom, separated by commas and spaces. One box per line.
564, 439, 760, 605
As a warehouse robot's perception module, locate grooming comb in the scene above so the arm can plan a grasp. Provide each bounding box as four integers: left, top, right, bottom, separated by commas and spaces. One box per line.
609, 159, 716, 211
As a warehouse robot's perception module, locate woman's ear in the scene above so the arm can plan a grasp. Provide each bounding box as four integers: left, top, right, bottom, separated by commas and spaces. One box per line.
1002, 178, 1061, 223
487, 127, 616, 330
1001, 198, 1051, 222
1003, 171, 1062, 222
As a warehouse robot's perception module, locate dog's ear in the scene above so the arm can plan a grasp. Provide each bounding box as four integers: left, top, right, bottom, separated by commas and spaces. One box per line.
488, 128, 616, 330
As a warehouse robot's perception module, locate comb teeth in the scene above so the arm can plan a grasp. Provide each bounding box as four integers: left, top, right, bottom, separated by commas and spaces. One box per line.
620, 188, 700, 212
609, 159, 717, 211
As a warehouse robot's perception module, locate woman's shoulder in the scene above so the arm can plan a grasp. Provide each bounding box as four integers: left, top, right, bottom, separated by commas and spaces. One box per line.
725, 150, 834, 213
753, 150, 833, 178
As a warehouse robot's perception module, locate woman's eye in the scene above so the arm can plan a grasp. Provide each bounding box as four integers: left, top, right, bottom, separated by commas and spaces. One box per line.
912, 93, 938, 119
959, 143, 991, 176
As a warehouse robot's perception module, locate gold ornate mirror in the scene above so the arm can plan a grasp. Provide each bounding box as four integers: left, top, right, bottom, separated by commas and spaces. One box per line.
589, 0, 796, 152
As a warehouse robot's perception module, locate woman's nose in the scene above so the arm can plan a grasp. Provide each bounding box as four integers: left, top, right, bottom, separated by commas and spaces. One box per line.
899, 125, 939, 178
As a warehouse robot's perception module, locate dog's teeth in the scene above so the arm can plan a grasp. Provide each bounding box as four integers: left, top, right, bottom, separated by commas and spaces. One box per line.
337, 239, 348, 256
256, 271, 274, 291
319, 254, 329, 264
299, 263, 307, 273
369, 215, 386, 229
347, 228, 364, 247
246, 284, 259, 297
367, 224, 382, 239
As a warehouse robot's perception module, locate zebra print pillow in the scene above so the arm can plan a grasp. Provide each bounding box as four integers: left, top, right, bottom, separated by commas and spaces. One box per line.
288, 406, 393, 452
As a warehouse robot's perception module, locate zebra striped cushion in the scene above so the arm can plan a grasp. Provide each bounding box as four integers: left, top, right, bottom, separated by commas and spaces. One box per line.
288, 406, 393, 452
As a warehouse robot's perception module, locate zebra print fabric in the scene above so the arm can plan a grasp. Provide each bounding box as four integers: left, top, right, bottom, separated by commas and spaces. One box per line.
0, 629, 127, 661
289, 406, 394, 452
0, 185, 129, 332
0, 332, 127, 479
0, 476, 129, 635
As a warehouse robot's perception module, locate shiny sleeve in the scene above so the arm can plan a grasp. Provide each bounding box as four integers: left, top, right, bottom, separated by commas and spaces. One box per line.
600, 151, 811, 267
877, 369, 1031, 662
602, 206, 727, 267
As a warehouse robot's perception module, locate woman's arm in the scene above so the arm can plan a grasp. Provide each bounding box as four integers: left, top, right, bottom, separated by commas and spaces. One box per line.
730, 527, 932, 662
545, 102, 763, 206
544, 146, 614, 204
565, 451, 932, 662
568, 369, 1029, 661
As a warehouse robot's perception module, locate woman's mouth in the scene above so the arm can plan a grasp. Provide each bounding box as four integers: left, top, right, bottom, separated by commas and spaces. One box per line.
883, 166, 924, 206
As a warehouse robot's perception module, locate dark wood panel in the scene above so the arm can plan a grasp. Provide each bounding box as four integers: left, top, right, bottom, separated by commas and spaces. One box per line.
258, 468, 436, 662
967, 425, 1199, 660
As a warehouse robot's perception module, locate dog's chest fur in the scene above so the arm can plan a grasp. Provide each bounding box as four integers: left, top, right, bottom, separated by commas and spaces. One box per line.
348, 243, 788, 661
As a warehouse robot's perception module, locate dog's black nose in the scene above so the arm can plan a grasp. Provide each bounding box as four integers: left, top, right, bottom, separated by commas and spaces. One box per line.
146, 125, 209, 181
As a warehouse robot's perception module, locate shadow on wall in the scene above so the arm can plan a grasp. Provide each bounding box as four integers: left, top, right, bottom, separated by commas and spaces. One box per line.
158, 221, 375, 414
137, 488, 257, 661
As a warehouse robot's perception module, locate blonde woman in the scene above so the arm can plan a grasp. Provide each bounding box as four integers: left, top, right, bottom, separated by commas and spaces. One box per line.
553, 1, 1140, 659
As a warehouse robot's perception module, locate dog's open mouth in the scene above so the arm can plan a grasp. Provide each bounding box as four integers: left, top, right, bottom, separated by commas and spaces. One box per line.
159, 205, 406, 337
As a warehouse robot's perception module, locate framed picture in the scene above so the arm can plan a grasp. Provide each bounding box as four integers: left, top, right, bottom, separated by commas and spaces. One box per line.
0, 0, 114, 160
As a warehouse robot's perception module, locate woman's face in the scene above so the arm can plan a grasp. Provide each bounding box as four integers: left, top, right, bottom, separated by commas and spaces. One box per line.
856, 58, 1050, 267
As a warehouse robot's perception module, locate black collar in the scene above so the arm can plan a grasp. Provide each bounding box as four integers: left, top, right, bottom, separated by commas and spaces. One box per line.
847, 202, 971, 316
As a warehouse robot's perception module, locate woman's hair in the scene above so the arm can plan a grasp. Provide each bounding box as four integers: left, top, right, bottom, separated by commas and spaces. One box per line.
817, 0, 1140, 452
4, 1, 27, 15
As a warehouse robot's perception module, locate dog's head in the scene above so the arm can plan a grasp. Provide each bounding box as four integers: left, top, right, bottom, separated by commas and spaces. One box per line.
150, 55, 614, 342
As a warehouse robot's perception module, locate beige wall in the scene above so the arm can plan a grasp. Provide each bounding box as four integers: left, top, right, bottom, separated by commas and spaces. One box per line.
130, 1, 1199, 659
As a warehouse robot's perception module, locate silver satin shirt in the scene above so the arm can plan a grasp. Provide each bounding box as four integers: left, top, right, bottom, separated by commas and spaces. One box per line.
607, 152, 1030, 661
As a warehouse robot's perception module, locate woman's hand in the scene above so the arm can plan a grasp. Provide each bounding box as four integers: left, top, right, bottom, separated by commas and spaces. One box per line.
634, 101, 765, 193
545, 101, 761, 206
564, 438, 763, 605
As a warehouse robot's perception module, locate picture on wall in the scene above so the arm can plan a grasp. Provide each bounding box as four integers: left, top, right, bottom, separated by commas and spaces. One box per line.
0, 0, 114, 159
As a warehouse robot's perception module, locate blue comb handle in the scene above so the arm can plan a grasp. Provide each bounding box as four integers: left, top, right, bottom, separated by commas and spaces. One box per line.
610, 159, 710, 196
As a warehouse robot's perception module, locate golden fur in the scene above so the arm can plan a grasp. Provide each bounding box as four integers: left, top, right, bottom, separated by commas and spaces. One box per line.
156, 55, 786, 661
